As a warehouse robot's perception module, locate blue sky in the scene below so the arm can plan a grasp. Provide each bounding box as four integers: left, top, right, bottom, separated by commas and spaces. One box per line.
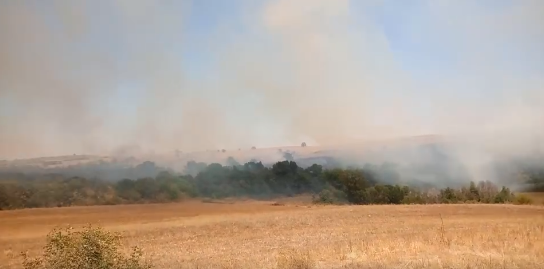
0, 0, 543, 158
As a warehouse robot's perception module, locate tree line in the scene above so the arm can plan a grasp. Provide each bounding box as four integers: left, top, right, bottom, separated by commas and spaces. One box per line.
0, 160, 536, 210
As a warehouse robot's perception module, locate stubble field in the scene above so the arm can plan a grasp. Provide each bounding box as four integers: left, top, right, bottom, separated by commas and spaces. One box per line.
1, 198, 544, 269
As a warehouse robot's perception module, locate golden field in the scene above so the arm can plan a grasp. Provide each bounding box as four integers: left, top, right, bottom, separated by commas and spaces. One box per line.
1, 198, 544, 269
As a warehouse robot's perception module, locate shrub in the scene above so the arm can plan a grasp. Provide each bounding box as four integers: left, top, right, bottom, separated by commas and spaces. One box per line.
21, 224, 152, 269
312, 188, 346, 205
313, 189, 335, 204
514, 194, 533, 205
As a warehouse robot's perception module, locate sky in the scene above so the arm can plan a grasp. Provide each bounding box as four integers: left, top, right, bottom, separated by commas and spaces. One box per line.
0, 0, 543, 159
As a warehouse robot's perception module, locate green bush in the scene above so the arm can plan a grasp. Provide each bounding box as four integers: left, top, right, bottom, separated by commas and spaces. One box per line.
314, 189, 336, 204
312, 188, 346, 204
21, 224, 152, 269
313, 189, 334, 204
514, 194, 533, 205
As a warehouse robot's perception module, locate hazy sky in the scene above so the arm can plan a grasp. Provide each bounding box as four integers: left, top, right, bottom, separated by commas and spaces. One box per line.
0, 0, 543, 159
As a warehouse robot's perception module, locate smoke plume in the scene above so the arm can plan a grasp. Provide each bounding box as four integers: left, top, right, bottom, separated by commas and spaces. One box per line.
1, 0, 543, 188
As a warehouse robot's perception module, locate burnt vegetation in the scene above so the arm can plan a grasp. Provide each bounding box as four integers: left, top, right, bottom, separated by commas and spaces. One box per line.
0, 158, 540, 210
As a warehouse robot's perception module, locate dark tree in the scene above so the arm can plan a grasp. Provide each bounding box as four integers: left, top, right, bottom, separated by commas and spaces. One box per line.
226, 156, 240, 167
283, 152, 294, 161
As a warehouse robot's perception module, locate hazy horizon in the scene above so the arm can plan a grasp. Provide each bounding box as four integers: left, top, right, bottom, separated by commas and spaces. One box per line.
1, 0, 543, 160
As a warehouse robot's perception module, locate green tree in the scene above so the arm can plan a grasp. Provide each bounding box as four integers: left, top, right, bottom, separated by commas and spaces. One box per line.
469, 181, 480, 201
324, 169, 370, 204
494, 186, 513, 203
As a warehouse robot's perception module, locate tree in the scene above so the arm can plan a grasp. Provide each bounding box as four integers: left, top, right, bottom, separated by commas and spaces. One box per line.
439, 187, 457, 203
0, 184, 11, 210
283, 152, 294, 161
301, 142, 307, 147
468, 181, 480, 201
494, 186, 513, 203
134, 161, 158, 178
324, 169, 371, 204
134, 178, 158, 200
251, 146, 256, 150
226, 156, 240, 167
185, 161, 207, 176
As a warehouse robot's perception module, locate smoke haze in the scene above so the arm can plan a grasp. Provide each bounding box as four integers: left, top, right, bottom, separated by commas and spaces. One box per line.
1, 0, 543, 187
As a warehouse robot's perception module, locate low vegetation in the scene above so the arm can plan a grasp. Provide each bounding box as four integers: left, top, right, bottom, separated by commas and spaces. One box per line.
0, 160, 537, 210
21, 225, 151, 269
513, 193, 534, 205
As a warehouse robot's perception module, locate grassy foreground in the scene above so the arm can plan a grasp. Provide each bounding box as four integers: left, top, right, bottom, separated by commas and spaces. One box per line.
1, 198, 543, 269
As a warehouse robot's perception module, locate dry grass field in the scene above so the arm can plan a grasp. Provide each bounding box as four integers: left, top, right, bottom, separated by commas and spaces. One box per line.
1, 198, 544, 269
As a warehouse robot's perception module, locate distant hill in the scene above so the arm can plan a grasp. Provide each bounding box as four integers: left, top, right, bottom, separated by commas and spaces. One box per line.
0, 134, 446, 170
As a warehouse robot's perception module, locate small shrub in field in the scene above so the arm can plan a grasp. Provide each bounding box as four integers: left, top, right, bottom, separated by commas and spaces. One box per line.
514, 194, 533, 205
276, 249, 315, 269
21, 224, 152, 269
313, 189, 335, 204
312, 188, 345, 204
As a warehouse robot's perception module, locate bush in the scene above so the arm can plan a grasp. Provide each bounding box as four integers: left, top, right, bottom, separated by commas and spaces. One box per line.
312, 188, 346, 205
21, 224, 152, 269
514, 194, 533, 205
312, 189, 335, 204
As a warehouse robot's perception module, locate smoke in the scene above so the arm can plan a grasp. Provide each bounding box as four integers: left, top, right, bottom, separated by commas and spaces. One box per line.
0, 0, 543, 188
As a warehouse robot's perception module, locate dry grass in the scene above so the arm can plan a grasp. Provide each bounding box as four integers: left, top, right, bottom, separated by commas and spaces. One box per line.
1, 200, 543, 269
